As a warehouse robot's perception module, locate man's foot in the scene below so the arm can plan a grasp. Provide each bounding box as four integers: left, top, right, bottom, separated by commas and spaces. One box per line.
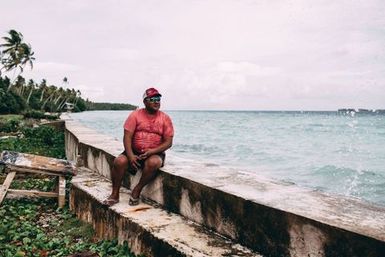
129, 196, 140, 206
102, 198, 119, 206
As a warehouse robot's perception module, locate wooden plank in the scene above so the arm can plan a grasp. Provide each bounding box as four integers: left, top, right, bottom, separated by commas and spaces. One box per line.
7, 189, 57, 198
5, 165, 62, 177
58, 176, 66, 208
0, 171, 16, 205
1, 151, 77, 176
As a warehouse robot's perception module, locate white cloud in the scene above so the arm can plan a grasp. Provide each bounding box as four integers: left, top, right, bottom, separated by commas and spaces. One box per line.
1, 0, 385, 110
34, 62, 82, 73
216, 62, 280, 77
98, 48, 141, 61
74, 84, 105, 100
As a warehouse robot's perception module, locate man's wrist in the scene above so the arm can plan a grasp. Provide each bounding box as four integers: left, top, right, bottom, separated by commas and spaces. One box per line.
125, 151, 135, 159
148, 149, 160, 155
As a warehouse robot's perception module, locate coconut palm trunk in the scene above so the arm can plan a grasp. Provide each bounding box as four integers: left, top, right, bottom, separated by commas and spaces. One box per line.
26, 87, 34, 104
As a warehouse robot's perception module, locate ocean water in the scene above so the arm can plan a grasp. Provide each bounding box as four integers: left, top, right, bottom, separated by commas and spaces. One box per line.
70, 110, 385, 206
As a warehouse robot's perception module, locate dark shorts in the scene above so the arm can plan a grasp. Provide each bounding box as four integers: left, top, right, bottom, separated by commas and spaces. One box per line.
121, 151, 165, 170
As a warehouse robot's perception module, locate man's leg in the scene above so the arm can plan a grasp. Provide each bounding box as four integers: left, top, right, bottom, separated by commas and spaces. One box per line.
103, 154, 129, 205
130, 155, 162, 200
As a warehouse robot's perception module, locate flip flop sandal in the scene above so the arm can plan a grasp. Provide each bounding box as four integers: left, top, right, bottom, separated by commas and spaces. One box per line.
129, 196, 140, 206
102, 198, 119, 206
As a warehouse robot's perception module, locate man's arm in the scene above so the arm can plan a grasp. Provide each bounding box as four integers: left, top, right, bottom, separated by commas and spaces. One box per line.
123, 129, 140, 169
139, 136, 173, 159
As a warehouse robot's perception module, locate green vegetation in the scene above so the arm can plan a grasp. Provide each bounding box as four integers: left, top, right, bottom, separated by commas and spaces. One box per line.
0, 76, 87, 114
0, 30, 86, 114
0, 198, 138, 257
0, 118, 141, 256
0, 115, 23, 133
0, 27, 140, 255
0, 77, 27, 114
23, 110, 60, 120
0, 29, 34, 76
0, 29, 136, 115
86, 102, 137, 111
0, 125, 65, 158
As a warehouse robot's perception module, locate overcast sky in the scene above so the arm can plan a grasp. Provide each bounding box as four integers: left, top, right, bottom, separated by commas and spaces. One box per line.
1, 0, 385, 110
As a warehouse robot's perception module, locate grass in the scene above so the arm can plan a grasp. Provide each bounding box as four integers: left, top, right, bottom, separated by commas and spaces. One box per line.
0, 114, 23, 121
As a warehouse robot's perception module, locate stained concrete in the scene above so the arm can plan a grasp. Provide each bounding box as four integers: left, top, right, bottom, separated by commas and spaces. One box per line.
63, 116, 385, 257
71, 167, 262, 257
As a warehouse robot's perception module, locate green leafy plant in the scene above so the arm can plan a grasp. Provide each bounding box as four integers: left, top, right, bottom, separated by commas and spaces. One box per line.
0, 118, 20, 132
0, 125, 65, 158
23, 110, 59, 120
0, 116, 141, 257
0, 199, 139, 257
0, 115, 23, 133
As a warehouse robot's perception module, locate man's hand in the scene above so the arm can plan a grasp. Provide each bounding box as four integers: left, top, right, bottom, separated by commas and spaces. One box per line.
138, 149, 154, 160
128, 155, 140, 169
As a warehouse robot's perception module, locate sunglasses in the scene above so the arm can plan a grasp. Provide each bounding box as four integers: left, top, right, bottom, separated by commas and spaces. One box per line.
147, 96, 161, 103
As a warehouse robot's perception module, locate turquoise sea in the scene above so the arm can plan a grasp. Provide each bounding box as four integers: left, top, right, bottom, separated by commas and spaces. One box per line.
70, 110, 385, 206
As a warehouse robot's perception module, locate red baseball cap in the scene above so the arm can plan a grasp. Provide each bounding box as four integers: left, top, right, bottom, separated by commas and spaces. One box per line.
143, 87, 162, 100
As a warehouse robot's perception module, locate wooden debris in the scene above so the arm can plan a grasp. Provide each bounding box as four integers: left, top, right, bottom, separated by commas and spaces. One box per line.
0, 171, 16, 204
1, 150, 77, 176
0, 151, 77, 207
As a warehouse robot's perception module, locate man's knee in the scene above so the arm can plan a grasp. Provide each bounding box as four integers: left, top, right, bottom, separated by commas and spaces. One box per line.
114, 155, 128, 170
145, 155, 162, 170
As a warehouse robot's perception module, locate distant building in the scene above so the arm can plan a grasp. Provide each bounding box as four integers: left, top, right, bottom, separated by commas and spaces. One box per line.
65, 102, 74, 112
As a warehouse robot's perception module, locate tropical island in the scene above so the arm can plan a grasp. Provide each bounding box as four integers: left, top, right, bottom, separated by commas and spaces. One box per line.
0, 29, 136, 116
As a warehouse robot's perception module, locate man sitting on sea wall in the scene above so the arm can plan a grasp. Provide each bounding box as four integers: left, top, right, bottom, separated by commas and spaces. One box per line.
103, 87, 174, 206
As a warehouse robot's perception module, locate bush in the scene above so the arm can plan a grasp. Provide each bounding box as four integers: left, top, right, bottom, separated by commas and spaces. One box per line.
0, 88, 27, 114
23, 110, 60, 120
23, 126, 63, 146
0, 118, 21, 133
0, 198, 139, 257
23, 110, 45, 119
0, 125, 65, 158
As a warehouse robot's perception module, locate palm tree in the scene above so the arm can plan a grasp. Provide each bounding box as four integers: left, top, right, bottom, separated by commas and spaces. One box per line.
39, 79, 47, 102
74, 89, 81, 107
56, 77, 69, 111
41, 85, 57, 110
54, 77, 68, 105
57, 88, 72, 111
26, 79, 36, 104
0, 30, 22, 75
0, 30, 35, 89
14, 75, 25, 95
54, 87, 64, 105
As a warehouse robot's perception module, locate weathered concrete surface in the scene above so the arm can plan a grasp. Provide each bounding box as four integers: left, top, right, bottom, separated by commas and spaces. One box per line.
70, 167, 262, 257
41, 119, 65, 131
64, 116, 385, 257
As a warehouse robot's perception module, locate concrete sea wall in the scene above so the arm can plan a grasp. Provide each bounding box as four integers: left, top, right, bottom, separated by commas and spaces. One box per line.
64, 117, 385, 257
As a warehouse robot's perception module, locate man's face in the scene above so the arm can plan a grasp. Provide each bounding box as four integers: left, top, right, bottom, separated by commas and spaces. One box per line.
144, 96, 161, 112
